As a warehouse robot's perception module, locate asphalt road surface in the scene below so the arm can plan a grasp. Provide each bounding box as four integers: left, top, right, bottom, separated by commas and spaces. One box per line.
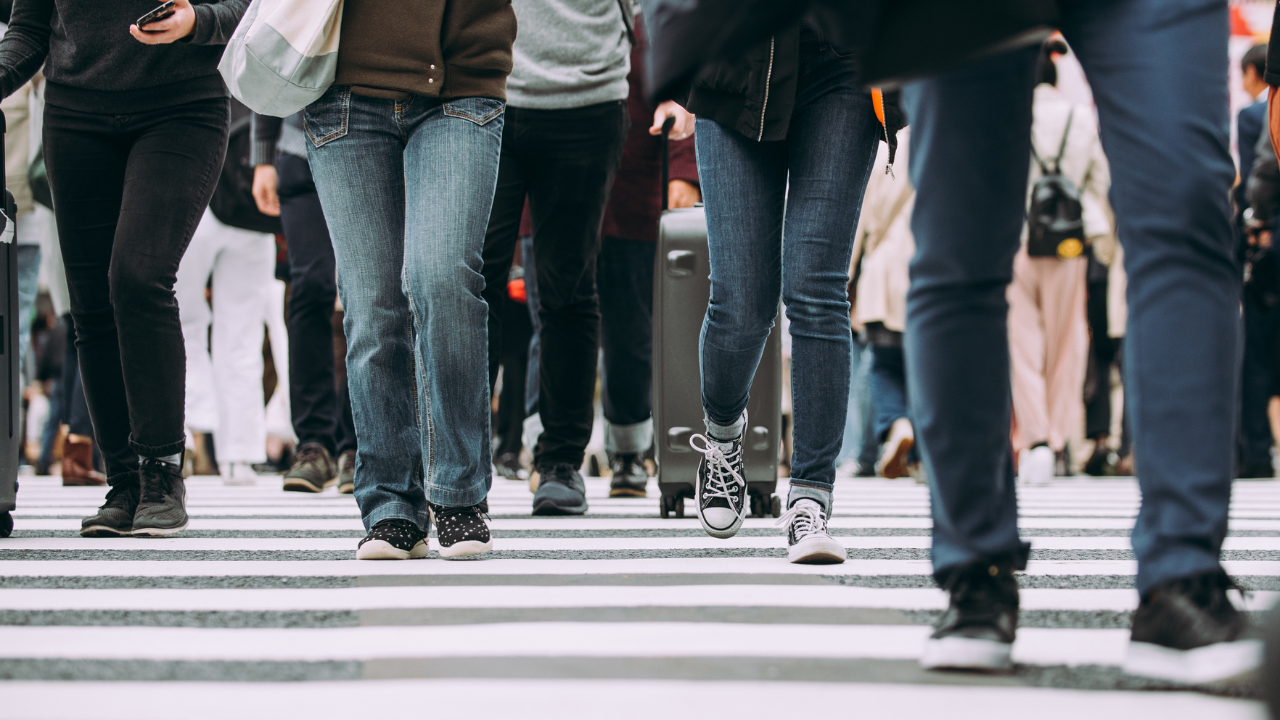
0, 473, 1274, 719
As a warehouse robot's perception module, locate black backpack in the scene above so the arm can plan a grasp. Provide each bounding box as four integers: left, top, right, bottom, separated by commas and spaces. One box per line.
1027, 109, 1086, 259
209, 100, 283, 235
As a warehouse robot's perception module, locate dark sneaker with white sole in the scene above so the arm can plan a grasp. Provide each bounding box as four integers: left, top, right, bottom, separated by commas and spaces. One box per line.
608, 452, 649, 497
357, 518, 428, 560
778, 498, 845, 564
690, 431, 747, 539
532, 463, 589, 515
80, 482, 140, 537
336, 449, 356, 495
1123, 570, 1261, 684
132, 459, 188, 537
920, 560, 1020, 672
284, 442, 336, 493
429, 499, 493, 559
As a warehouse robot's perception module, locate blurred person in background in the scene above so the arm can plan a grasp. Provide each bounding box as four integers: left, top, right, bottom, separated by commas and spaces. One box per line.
175, 210, 274, 485
596, 11, 698, 498
480, 0, 632, 516
0, 0, 249, 537
1008, 39, 1112, 486
253, 112, 359, 495
851, 124, 916, 480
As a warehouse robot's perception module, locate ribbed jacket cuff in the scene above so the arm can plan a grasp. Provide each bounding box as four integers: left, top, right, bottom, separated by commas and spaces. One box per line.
250, 139, 277, 168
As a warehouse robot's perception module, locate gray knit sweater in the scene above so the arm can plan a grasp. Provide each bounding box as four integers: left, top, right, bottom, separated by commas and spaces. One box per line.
505, 0, 631, 110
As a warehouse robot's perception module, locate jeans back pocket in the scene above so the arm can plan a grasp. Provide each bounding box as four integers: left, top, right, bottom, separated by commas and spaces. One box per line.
443, 97, 505, 127
304, 85, 352, 148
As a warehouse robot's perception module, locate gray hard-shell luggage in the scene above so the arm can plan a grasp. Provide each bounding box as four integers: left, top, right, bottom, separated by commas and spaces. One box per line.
651, 120, 783, 520
0, 113, 19, 537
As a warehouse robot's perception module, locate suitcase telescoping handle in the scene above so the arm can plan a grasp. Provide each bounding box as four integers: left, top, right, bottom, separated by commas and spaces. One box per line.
659, 115, 675, 211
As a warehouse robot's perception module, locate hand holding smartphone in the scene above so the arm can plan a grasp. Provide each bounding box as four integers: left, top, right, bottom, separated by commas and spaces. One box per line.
136, 1, 176, 32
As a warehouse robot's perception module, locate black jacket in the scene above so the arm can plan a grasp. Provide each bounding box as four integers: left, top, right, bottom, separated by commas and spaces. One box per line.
683, 27, 904, 160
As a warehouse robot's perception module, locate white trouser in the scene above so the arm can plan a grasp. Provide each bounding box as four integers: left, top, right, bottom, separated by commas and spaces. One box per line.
176, 210, 275, 464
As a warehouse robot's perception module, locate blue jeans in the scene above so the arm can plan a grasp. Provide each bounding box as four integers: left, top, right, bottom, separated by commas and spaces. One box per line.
835, 334, 867, 467
16, 243, 40, 367
902, 0, 1238, 594
870, 343, 909, 443
696, 35, 879, 505
304, 87, 504, 530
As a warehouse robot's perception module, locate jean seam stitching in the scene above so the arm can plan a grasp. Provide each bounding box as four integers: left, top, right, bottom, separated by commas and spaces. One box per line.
404, 269, 436, 499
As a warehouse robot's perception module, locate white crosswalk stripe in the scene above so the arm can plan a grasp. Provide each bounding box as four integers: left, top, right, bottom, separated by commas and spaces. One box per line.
0, 474, 1272, 719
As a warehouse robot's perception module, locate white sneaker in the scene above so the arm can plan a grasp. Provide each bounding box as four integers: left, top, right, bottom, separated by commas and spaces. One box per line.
777, 498, 845, 564
690, 432, 748, 539
1017, 445, 1054, 486
875, 418, 915, 478
221, 462, 259, 486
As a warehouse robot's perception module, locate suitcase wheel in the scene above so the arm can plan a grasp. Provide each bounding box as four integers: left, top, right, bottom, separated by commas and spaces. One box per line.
659, 493, 686, 519
674, 496, 685, 518
0, 511, 11, 538
770, 495, 782, 518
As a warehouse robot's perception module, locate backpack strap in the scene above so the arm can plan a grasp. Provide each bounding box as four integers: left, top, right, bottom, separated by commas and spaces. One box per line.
1030, 107, 1075, 176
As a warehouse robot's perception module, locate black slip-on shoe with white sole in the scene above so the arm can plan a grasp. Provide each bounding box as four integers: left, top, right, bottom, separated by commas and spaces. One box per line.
778, 498, 845, 564
131, 459, 188, 538
1123, 570, 1261, 685
920, 560, 1020, 673
690, 431, 747, 539
357, 518, 429, 560
81, 482, 140, 537
429, 499, 493, 559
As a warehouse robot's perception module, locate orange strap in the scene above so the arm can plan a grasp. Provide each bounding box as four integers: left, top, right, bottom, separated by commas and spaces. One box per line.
872, 88, 885, 127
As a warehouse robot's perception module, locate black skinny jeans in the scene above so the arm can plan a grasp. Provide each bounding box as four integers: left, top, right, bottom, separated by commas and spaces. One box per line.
597, 235, 655, 430
481, 101, 628, 469
276, 153, 355, 456
43, 97, 229, 483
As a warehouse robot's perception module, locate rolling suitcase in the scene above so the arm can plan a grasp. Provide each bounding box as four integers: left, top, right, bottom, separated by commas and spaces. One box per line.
0, 113, 18, 537
652, 120, 783, 520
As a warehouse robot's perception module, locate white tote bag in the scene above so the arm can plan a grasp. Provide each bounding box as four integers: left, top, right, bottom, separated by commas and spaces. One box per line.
218, 0, 345, 117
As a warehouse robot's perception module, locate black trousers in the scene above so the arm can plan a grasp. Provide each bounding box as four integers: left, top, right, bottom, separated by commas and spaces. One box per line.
276, 153, 355, 455
481, 101, 628, 468
43, 97, 229, 483
598, 235, 655, 429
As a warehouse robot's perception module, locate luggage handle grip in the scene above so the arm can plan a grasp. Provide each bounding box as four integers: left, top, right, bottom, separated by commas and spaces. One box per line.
660, 115, 675, 211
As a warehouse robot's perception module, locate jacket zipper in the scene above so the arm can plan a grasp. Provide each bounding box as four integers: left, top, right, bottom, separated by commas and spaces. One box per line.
757, 36, 775, 142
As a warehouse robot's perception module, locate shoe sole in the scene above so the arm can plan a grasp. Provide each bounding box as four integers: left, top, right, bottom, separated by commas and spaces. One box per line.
920, 637, 1013, 672
877, 436, 914, 479
338, 483, 354, 495
223, 479, 256, 486
283, 478, 328, 493
608, 487, 647, 498
131, 522, 189, 538
62, 477, 107, 487
788, 536, 847, 564
438, 539, 494, 559
1123, 639, 1262, 685
531, 500, 588, 516
80, 524, 131, 538
696, 486, 744, 540
528, 472, 540, 494
357, 539, 429, 560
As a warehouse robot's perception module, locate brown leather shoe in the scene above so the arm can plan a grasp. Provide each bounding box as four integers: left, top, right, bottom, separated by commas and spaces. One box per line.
61, 434, 107, 486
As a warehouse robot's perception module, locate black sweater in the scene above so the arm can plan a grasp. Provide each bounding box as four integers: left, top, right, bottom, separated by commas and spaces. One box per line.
0, 0, 248, 113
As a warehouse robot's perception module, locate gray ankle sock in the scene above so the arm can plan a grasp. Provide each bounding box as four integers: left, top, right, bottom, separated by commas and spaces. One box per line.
144, 453, 182, 467
705, 414, 745, 443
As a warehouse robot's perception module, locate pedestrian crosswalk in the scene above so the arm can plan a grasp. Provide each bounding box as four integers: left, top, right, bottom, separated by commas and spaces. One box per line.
0, 474, 1273, 719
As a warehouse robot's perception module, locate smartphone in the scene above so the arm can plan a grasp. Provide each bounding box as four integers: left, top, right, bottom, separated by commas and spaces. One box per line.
136, 1, 176, 30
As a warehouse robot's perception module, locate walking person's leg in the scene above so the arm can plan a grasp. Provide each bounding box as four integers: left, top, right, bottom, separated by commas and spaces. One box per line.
523, 101, 628, 515
869, 340, 913, 479
480, 115, 529, 395
306, 88, 424, 556
902, 44, 1039, 671
1007, 247, 1055, 485
46, 98, 230, 537
209, 223, 274, 478
174, 212, 221, 447
400, 96, 505, 557
598, 234, 656, 497
1039, 256, 1089, 464
1064, 0, 1256, 681
277, 153, 341, 491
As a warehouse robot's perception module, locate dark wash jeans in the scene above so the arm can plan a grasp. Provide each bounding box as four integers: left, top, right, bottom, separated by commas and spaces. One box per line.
43, 97, 230, 482
276, 153, 355, 456
305, 87, 503, 530
481, 100, 628, 469
696, 37, 879, 505
903, 0, 1238, 594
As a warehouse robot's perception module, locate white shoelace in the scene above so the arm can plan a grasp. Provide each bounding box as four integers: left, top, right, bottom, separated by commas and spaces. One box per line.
689, 434, 746, 512
776, 499, 828, 539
